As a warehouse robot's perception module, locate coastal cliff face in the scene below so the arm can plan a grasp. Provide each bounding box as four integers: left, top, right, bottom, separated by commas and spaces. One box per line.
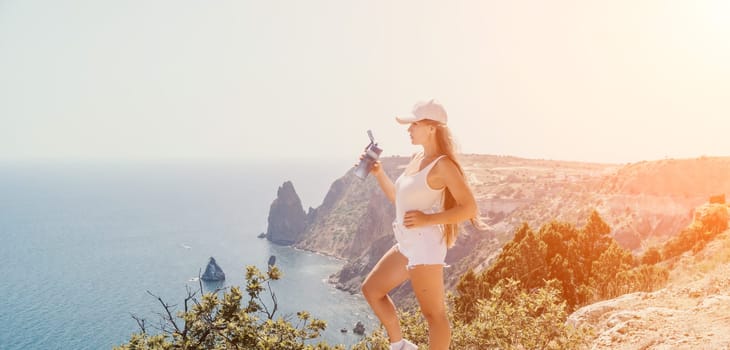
293, 162, 395, 259
296, 158, 406, 293
266, 155, 730, 300
321, 159, 403, 293
266, 181, 308, 245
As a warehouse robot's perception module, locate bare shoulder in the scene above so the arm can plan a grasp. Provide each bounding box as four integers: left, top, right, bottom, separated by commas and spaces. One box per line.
428, 156, 463, 189
433, 156, 460, 177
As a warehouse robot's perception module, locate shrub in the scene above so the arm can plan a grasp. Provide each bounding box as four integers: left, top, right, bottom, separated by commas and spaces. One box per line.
451, 279, 591, 350
359, 280, 591, 350
115, 265, 344, 350
640, 247, 662, 265
663, 203, 729, 259
709, 194, 726, 204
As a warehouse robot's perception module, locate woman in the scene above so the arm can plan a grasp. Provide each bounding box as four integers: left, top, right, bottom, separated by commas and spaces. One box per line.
360, 100, 485, 350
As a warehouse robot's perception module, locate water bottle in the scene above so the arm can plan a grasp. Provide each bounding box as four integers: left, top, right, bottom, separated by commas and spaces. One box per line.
354, 130, 382, 179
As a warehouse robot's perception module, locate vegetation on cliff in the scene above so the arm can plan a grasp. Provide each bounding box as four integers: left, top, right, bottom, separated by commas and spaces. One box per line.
116, 264, 591, 350
455, 211, 669, 321
115, 265, 342, 350
660, 201, 729, 260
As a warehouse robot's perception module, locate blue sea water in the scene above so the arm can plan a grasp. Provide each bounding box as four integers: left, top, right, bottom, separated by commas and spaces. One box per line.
0, 159, 377, 350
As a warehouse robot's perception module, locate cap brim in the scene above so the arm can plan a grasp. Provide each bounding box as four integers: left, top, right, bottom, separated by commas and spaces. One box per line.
395, 115, 419, 124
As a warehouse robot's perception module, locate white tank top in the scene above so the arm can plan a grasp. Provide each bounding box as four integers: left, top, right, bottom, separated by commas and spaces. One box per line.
394, 154, 447, 225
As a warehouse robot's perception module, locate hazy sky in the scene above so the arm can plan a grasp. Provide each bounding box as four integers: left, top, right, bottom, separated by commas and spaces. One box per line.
2, 0, 729, 164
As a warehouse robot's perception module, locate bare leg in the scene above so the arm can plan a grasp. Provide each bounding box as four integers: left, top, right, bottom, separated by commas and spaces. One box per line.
409, 264, 450, 350
361, 245, 410, 343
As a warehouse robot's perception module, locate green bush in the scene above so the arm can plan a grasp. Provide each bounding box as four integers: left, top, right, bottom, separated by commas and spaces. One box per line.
450, 279, 591, 350
115, 265, 344, 350
355, 280, 592, 350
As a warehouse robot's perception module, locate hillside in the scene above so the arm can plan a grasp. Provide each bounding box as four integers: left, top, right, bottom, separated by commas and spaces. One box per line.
569, 220, 730, 349
462, 155, 730, 253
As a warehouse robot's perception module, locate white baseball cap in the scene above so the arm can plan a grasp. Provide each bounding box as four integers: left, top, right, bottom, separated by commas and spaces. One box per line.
395, 99, 448, 125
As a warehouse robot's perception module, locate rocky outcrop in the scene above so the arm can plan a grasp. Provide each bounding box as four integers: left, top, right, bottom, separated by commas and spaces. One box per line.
296, 157, 404, 293
266, 181, 308, 245
201, 257, 225, 281
353, 321, 365, 335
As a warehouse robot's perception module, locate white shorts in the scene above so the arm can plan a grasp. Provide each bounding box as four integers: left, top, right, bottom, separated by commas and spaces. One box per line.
393, 222, 447, 269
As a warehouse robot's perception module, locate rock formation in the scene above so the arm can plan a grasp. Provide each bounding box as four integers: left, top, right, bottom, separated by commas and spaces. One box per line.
294, 158, 404, 294
201, 257, 225, 281
266, 181, 308, 245
294, 164, 395, 259
353, 321, 365, 335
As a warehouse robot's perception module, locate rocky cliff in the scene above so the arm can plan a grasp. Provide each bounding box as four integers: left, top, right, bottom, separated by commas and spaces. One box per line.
266, 181, 308, 245
295, 157, 405, 294
292, 160, 398, 259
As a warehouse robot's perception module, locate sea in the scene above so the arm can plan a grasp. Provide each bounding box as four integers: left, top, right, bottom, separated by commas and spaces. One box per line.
0, 159, 378, 350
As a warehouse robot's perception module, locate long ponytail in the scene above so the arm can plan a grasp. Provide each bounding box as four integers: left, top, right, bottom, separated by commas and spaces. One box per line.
430, 121, 488, 247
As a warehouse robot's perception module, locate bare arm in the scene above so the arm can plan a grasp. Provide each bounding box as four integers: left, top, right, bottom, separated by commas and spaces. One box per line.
402, 158, 478, 228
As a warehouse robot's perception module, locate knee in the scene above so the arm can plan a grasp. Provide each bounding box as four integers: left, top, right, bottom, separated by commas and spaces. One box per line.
421, 307, 448, 324
360, 281, 382, 301
360, 281, 374, 299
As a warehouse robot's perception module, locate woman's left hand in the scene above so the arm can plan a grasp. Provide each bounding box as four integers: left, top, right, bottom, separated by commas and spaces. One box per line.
403, 210, 431, 229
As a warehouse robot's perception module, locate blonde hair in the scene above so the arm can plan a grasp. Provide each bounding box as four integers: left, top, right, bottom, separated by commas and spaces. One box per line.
425, 120, 488, 247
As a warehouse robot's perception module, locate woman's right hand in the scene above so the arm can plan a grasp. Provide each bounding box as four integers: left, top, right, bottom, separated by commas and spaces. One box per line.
356, 153, 395, 203
370, 159, 383, 175
355, 153, 383, 176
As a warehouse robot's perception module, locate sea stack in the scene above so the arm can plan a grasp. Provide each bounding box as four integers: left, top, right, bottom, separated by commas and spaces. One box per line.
266, 181, 307, 245
201, 257, 226, 282
353, 321, 365, 335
